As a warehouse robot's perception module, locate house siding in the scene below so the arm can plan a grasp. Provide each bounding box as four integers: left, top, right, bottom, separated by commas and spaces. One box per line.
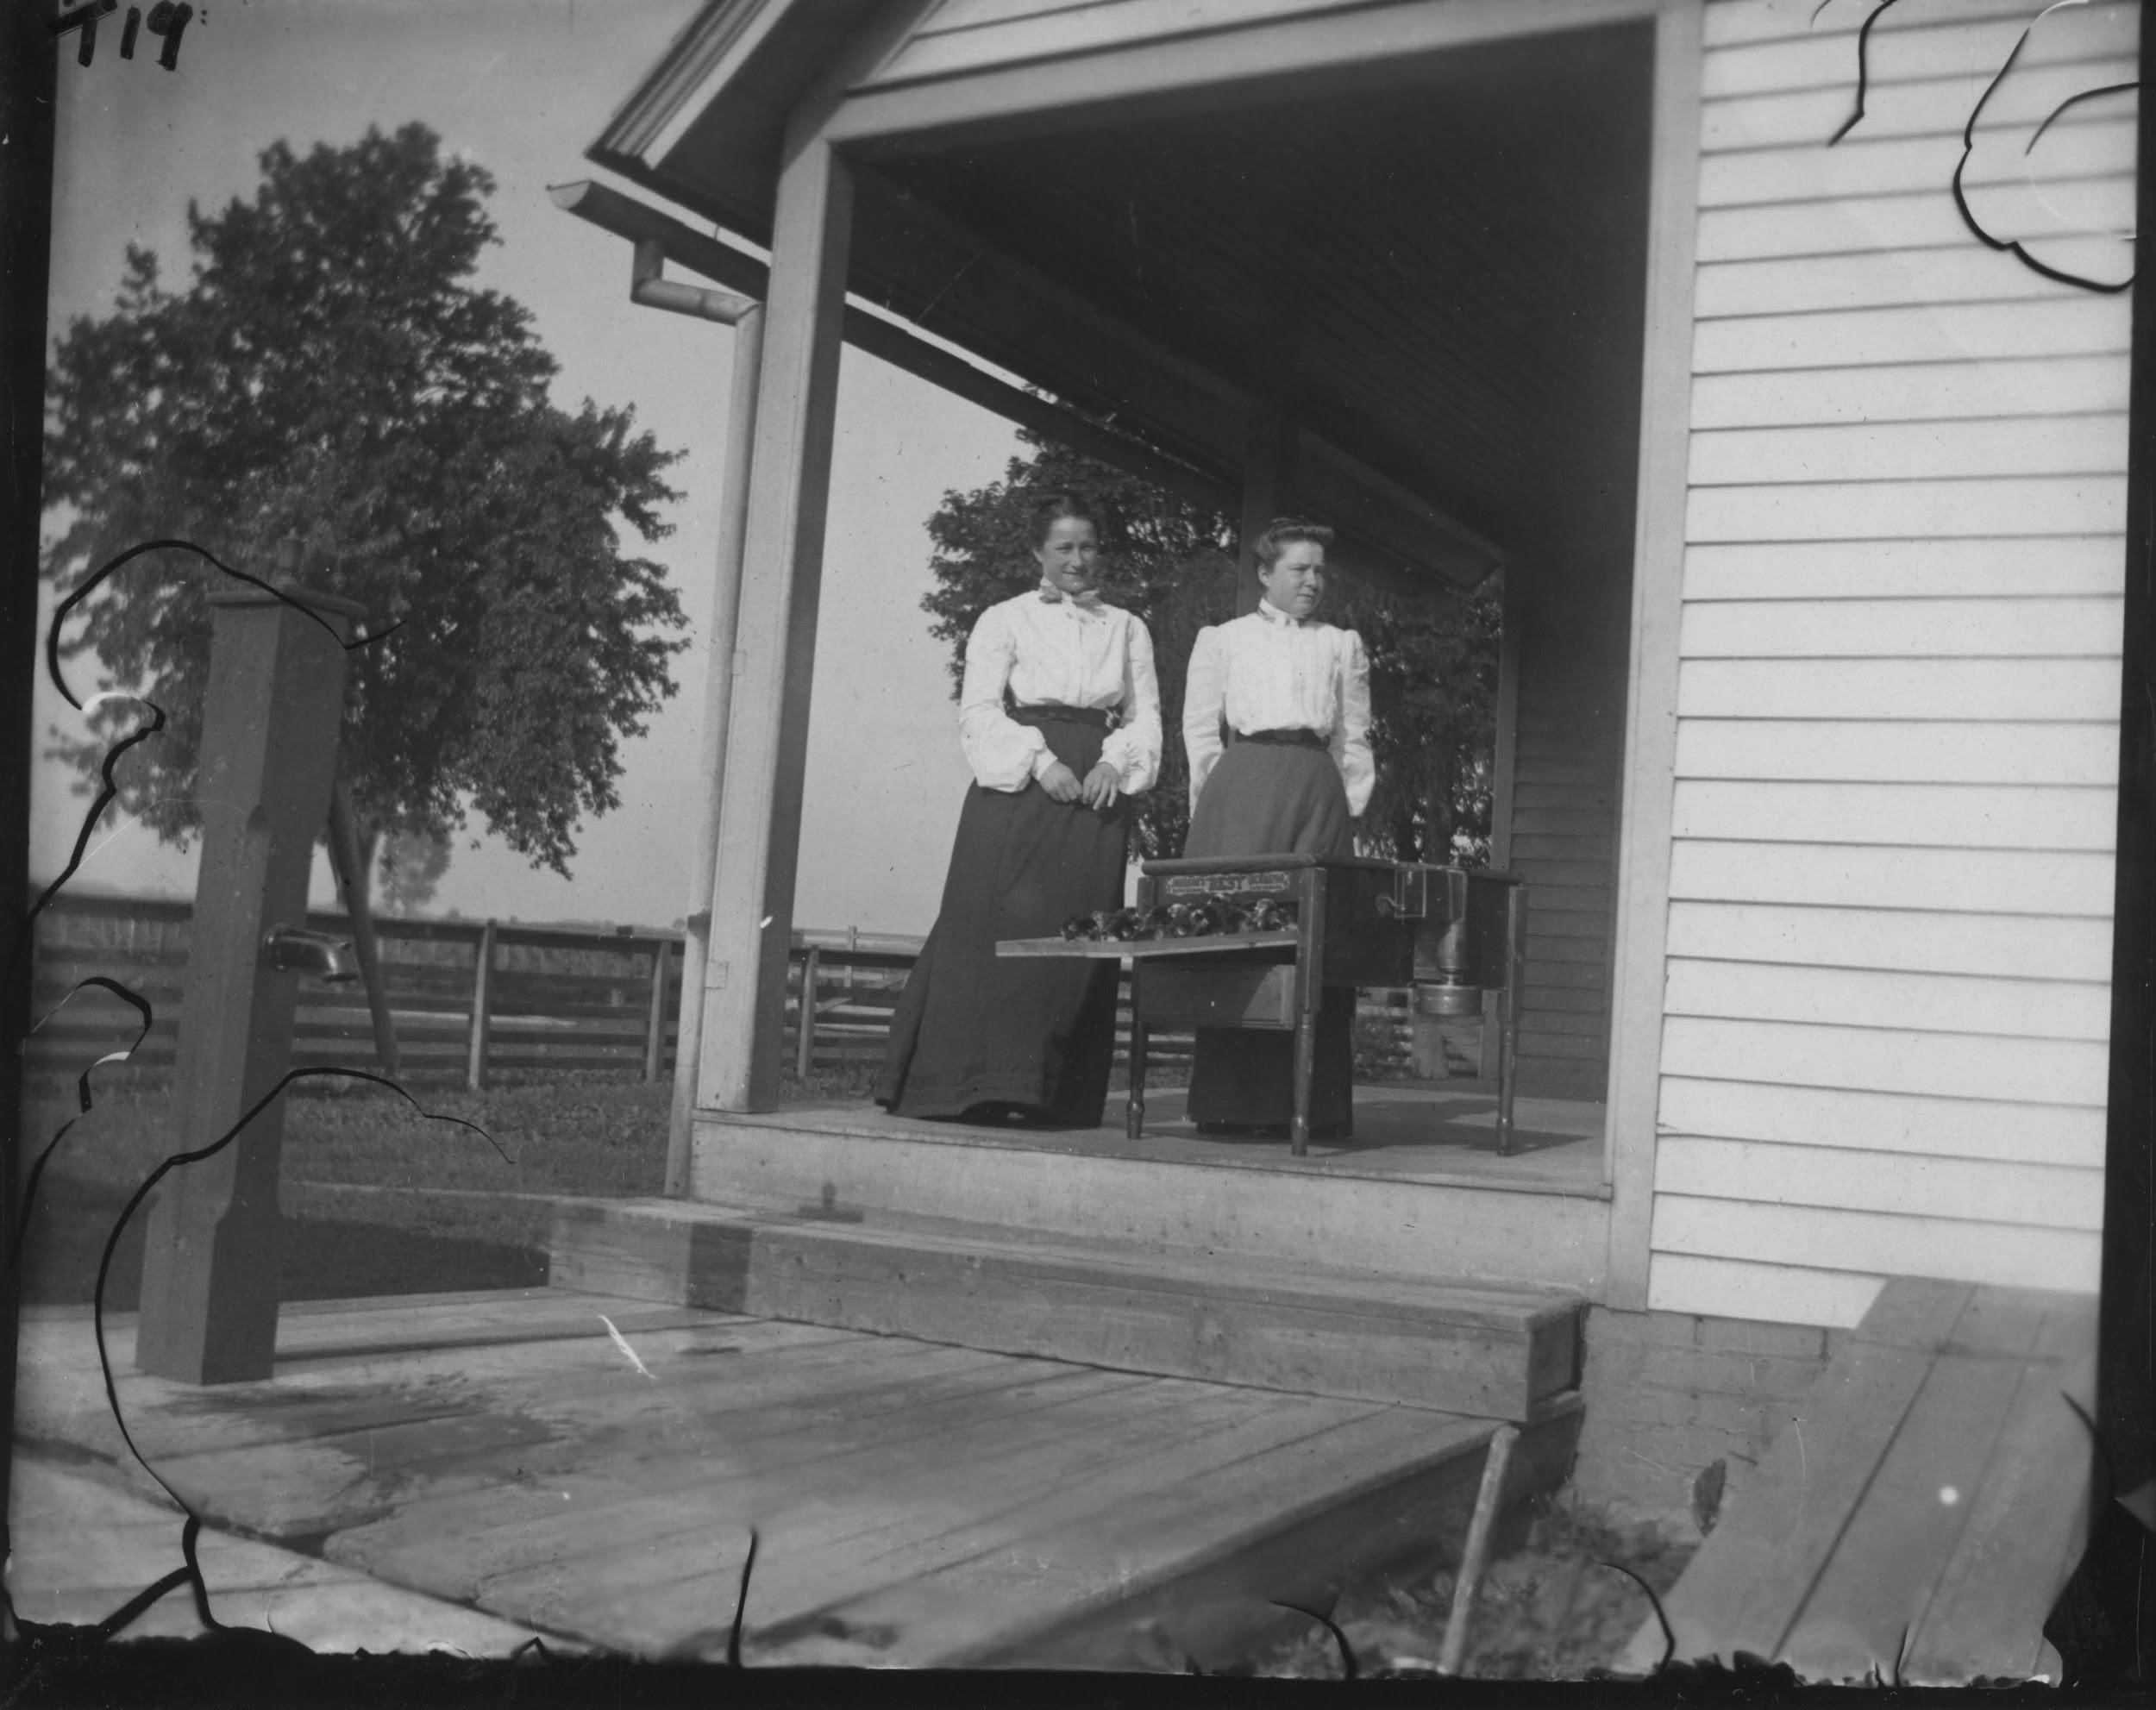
1649, 0, 2136, 1327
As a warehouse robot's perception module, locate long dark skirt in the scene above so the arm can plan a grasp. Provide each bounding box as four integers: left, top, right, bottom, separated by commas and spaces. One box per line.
1183, 742, 1356, 1132
876, 718, 1130, 1124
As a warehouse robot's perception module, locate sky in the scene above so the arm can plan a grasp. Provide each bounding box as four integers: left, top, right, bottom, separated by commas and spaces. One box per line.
32, 0, 1021, 937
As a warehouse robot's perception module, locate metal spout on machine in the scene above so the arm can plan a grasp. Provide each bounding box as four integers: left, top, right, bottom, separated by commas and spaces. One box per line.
261, 924, 360, 982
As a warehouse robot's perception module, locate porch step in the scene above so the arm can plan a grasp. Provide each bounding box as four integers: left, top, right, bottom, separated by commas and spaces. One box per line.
549, 1198, 1583, 1421
682, 1102, 1613, 1294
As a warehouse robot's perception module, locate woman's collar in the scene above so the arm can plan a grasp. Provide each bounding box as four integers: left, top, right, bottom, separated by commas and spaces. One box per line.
1257, 598, 1308, 628
1037, 577, 1105, 611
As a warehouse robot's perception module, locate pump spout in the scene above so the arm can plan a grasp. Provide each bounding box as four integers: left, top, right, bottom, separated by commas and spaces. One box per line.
261, 924, 359, 982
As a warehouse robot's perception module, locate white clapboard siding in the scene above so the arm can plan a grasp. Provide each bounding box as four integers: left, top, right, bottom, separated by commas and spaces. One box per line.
1703, 60, 2138, 152
1648, 1253, 1887, 1328
1651, 1196, 2103, 1293
1657, 1076, 2108, 1169
1699, 191, 2044, 262
1691, 357, 2133, 429
1675, 719, 2122, 784
1663, 957, 2113, 1043
1695, 241, 2129, 316
1677, 656, 2123, 721
1654, 1137, 2105, 1231
1668, 780, 2121, 849
1669, 840, 2118, 916
1702, 2, 2136, 100
1700, 116, 2134, 207
1687, 476, 2128, 542
1689, 417, 2131, 487
1661, 1015, 2109, 1107
1702, 0, 2121, 51
1683, 537, 2128, 599
1664, 901, 2118, 981
1694, 298, 2132, 373
1678, 595, 2125, 655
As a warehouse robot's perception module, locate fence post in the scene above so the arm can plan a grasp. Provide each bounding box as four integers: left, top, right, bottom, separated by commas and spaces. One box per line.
642, 938, 668, 1083
325, 772, 400, 1078
467, 918, 497, 1091
793, 943, 820, 1077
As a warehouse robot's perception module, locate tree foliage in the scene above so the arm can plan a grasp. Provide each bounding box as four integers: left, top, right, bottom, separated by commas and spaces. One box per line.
379, 830, 453, 914
42, 122, 688, 887
921, 434, 1501, 865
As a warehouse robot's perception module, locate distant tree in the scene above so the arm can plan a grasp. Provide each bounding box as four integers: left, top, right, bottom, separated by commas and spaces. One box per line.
920, 434, 1501, 863
378, 830, 453, 914
41, 122, 688, 900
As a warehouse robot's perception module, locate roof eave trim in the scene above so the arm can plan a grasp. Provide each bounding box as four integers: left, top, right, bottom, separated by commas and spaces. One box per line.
591, 0, 794, 173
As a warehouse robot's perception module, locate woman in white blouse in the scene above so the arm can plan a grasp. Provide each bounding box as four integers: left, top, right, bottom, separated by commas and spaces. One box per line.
877, 493, 1163, 1124
1181, 518, 1372, 1136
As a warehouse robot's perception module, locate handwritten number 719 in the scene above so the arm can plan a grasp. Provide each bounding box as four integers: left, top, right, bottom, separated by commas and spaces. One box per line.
50, 0, 194, 71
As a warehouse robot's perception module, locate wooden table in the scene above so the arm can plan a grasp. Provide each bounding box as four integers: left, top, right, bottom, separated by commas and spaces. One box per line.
1001, 855, 1526, 1158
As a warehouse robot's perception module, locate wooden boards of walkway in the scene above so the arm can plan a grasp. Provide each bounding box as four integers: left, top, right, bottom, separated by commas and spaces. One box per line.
15, 1288, 1582, 1669
1618, 1280, 2098, 1685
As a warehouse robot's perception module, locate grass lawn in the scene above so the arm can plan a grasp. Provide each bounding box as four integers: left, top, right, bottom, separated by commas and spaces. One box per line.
1250, 1494, 1697, 1680
15, 1052, 1202, 1306
15, 1063, 883, 1307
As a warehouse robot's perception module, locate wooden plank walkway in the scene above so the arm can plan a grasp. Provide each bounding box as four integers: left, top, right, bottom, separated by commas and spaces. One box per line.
14, 1287, 1559, 1668
6, 1454, 563, 1655
1618, 1281, 2098, 1685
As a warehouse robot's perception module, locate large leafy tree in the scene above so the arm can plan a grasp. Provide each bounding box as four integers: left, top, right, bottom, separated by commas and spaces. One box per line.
42, 122, 687, 892
922, 434, 1501, 864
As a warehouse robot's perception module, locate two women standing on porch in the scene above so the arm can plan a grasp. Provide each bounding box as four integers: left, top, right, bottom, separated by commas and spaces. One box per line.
876, 494, 1163, 1125
1181, 519, 1374, 1137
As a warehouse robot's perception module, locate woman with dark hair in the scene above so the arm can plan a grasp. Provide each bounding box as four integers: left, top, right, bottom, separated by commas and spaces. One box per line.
876, 493, 1162, 1124
1180, 518, 1374, 1137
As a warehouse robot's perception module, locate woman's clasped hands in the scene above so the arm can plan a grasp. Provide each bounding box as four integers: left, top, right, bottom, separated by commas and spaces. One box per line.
1038, 759, 1125, 811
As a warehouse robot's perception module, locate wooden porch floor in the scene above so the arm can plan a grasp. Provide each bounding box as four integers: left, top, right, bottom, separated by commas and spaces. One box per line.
12, 1287, 1549, 1668
775, 1085, 1608, 1197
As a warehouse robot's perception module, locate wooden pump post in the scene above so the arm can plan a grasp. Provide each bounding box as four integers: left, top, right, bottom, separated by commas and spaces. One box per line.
135, 573, 365, 1384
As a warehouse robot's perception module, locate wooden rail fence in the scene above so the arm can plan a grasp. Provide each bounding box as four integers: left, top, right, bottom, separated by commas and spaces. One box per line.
26, 893, 1457, 1089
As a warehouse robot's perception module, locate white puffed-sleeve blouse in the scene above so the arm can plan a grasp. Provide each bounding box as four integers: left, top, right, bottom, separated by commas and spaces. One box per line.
1182, 599, 1375, 818
956, 590, 1163, 794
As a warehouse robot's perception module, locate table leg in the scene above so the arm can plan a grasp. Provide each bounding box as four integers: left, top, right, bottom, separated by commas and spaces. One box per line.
1127, 980, 1149, 1143
1496, 883, 1524, 1156
1290, 1009, 1317, 1158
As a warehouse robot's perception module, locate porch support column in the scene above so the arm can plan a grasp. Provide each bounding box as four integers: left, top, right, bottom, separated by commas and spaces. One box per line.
699, 134, 854, 1114
669, 300, 763, 1193
1236, 404, 1298, 616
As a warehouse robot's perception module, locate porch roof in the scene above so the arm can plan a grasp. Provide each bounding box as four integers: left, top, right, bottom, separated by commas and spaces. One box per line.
591, 0, 1656, 592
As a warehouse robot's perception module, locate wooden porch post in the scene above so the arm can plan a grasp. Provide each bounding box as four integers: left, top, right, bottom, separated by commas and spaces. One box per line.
699, 134, 855, 1112
1236, 405, 1298, 616
135, 581, 362, 1384
668, 302, 765, 1192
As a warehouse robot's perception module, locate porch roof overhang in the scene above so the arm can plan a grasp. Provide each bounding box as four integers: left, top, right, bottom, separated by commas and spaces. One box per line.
589, 1, 1654, 593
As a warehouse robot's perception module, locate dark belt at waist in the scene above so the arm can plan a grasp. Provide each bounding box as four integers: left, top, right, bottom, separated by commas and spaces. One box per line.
1233, 727, 1328, 750
1010, 702, 1118, 730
